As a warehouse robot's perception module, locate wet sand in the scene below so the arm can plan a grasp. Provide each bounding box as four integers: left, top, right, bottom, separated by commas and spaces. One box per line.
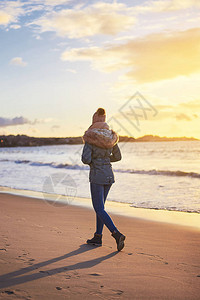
0, 193, 199, 299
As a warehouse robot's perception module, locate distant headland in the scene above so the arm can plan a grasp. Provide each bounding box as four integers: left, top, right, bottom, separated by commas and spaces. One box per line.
0, 134, 198, 147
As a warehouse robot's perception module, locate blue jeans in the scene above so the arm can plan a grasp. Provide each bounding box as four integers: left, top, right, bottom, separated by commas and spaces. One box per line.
90, 182, 117, 234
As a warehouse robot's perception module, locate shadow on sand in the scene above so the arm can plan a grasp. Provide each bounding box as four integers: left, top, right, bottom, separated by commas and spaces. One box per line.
0, 244, 118, 289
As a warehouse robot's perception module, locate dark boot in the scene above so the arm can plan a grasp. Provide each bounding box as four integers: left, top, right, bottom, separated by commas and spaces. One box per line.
111, 230, 125, 251
87, 233, 102, 246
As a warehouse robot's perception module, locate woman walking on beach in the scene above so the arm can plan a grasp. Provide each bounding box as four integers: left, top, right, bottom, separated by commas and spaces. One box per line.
81, 108, 125, 251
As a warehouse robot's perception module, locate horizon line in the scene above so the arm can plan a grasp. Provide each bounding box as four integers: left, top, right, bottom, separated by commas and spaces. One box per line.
0, 134, 199, 140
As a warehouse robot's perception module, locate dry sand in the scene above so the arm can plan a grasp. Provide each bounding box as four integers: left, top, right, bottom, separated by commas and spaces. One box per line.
0, 193, 199, 300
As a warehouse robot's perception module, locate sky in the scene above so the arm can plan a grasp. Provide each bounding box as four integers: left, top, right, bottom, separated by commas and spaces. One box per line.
0, 0, 200, 139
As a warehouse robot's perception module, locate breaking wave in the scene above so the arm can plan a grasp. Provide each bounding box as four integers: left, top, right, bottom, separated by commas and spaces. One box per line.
1, 159, 200, 179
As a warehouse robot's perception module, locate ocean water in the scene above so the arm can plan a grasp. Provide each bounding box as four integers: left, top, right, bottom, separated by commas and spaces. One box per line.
0, 141, 200, 213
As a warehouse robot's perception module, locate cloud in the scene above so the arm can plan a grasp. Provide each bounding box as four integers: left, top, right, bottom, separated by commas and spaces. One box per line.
135, 0, 200, 13
44, 0, 71, 5
175, 113, 191, 121
0, 116, 32, 127
28, 0, 71, 6
10, 24, 21, 29
51, 125, 60, 130
0, 11, 13, 25
0, 0, 199, 32
62, 27, 200, 83
0, 1, 25, 27
10, 57, 27, 67
155, 101, 200, 121
31, 2, 136, 38
0, 116, 51, 127
113, 99, 200, 123
179, 99, 200, 109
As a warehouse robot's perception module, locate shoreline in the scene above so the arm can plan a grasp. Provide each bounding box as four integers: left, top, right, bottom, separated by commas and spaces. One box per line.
0, 136, 199, 148
0, 186, 199, 231
0, 192, 199, 299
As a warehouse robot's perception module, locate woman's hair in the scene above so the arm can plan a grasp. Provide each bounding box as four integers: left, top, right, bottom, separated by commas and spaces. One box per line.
96, 108, 106, 116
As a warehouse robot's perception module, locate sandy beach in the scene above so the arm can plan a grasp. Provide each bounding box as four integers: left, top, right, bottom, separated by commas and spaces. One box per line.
0, 193, 199, 300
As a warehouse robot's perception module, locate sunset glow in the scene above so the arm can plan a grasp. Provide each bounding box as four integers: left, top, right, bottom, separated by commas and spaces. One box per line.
0, 0, 200, 138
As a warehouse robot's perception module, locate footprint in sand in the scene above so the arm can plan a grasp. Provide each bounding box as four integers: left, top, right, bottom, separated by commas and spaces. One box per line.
17, 251, 35, 265
39, 270, 51, 275
17, 257, 27, 263
1, 289, 32, 299
112, 289, 124, 295
137, 252, 168, 265
73, 271, 80, 278
26, 258, 35, 266
89, 273, 103, 276
51, 227, 62, 234
1, 290, 15, 295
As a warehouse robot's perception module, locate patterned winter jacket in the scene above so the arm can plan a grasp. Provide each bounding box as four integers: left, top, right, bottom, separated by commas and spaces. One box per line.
81, 127, 121, 185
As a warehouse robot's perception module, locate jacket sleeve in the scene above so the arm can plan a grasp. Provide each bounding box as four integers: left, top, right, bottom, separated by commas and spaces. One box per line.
81, 142, 93, 165
110, 144, 122, 162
